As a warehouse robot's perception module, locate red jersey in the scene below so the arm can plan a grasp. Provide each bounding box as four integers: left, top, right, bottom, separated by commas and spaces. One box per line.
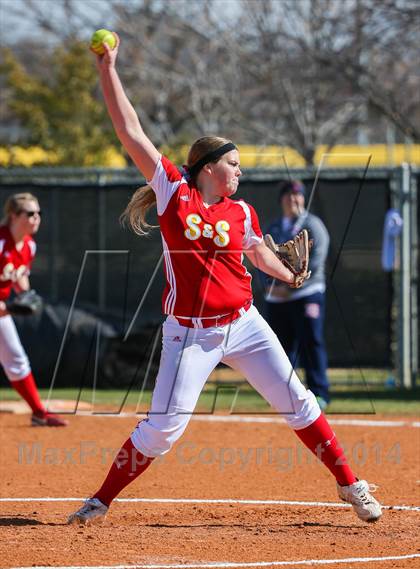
0, 225, 36, 301
149, 156, 263, 318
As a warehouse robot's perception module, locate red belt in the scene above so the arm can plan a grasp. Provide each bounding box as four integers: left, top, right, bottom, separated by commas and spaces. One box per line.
173, 300, 252, 329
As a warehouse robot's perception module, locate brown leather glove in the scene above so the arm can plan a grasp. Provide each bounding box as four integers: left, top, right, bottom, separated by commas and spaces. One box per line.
264, 230, 312, 289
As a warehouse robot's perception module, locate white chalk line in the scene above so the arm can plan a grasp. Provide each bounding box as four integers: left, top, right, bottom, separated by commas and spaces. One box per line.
68, 413, 420, 428
1, 497, 419, 512
6, 406, 418, 428
9, 552, 420, 569
191, 416, 420, 428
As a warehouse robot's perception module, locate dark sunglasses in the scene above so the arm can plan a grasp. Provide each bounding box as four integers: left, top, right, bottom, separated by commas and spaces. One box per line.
19, 210, 42, 218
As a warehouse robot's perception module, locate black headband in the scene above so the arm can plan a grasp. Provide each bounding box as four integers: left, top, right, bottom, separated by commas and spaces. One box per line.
188, 142, 237, 178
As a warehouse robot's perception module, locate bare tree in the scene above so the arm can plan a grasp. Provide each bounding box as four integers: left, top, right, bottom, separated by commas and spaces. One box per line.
234, 0, 362, 164
3, 0, 246, 151
266, 0, 420, 142
112, 0, 248, 146
2, 0, 418, 165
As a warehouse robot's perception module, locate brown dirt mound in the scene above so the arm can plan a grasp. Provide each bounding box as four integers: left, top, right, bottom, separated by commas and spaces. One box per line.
1, 414, 419, 568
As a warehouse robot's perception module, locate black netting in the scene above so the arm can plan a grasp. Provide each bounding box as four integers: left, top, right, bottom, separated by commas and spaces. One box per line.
236, 176, 392, 366
0, 172, 393, 381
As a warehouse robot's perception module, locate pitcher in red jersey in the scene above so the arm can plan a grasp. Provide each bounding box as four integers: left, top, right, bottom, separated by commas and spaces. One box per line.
68, 34, 382, 525
0, 193, 67, 427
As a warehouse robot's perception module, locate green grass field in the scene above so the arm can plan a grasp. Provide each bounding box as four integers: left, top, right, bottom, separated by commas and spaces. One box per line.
1, 376, 419, 416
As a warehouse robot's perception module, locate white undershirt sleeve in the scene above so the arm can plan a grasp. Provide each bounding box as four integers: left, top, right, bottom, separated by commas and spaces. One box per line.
147, 156, 184, 216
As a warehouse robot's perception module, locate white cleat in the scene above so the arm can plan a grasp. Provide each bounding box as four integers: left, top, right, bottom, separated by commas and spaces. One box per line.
67, 498, 108, 526
337, 479, 382, 522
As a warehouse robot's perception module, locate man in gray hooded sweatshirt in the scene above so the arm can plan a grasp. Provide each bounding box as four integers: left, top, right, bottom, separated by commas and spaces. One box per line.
264, 180, 331, 409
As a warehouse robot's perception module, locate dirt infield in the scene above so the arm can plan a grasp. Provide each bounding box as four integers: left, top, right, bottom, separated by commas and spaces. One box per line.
1, 413, 419, 568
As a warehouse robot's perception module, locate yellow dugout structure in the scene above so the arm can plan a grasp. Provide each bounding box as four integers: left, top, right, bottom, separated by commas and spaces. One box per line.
0, 144, 419, 168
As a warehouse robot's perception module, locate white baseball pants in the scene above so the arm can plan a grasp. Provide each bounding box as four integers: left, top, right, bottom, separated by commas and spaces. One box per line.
131, 305, 321, 457
0, 314, 31, 381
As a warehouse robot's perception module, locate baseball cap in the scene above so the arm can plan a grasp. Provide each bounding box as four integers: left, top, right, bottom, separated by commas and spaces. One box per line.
279, 180, 306, 199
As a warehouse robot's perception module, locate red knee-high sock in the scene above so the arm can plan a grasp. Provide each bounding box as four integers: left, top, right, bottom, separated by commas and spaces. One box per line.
93, 438, 154, 507
11, 372, 45, 415
294, 414, 357, 486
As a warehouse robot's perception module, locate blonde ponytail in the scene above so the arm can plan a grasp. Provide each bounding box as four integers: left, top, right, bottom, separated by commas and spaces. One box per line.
121, 136, 233, 236
120, 185, 157, 235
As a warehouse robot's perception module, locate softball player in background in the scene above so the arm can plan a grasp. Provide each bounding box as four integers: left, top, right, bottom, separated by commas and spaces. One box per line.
68, 35, 381, 524
0, 193, 67, 427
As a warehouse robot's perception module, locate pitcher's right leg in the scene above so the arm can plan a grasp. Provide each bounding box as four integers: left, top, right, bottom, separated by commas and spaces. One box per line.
131, 319, 225, 457
68, 320, 224, 525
